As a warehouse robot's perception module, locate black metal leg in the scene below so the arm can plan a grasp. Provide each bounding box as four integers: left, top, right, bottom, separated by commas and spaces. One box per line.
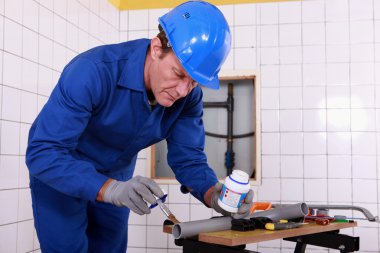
284, 230, 359, 252
181, 239, 258, 253
294, 239, 307, 253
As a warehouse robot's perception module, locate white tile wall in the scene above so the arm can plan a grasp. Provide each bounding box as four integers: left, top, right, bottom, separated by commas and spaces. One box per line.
2, 0, 380, 252
0, 0, 120, 252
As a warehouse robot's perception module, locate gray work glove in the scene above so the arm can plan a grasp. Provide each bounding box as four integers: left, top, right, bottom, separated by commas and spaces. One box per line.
103, 175, 165, 215
210, 182, 254, 219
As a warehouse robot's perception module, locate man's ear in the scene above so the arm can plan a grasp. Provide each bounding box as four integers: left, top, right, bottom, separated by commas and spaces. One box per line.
150, 37, 163, 60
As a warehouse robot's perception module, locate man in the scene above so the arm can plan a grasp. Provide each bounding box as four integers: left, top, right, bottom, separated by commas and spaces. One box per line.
26, 1, 253, 252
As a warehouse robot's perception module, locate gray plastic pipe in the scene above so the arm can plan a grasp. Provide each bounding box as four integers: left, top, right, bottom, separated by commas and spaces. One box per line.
172, 203, 308, 239
172, 216, 232, 239
251, 202, 309, 222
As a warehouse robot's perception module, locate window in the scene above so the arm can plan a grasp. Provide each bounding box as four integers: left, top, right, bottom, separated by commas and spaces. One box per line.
147, 70, 261, 185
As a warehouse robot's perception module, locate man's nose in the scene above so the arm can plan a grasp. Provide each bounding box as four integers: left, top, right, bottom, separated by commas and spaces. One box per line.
175, 80, 190, 97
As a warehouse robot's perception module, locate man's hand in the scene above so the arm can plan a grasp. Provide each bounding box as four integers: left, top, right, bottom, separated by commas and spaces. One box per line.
210, 182, 254, 219
101, 176, 165, 215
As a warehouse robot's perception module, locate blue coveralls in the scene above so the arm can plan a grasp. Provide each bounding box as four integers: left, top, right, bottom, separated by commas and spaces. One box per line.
26, 39, 218, 253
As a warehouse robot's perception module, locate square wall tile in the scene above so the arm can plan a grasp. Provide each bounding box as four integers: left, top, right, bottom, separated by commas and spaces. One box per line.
351, 109, 376, 131
235, 26, 256, 48
260, 25, 278, 47
18, 188, 33, 221
302, 23, 325, 45
279, 1, 301, 24
147, 226, 167, 248
304, 155, 327, 178
128, 225, 146, 247
19, 157, 29, 188
328, 155, 352, 179
261, 88, 279, 109
0, 223, 17, 252
327, 132, 351, 155
129, 209, 147, 225
219, 5, 234, 26
261, 110, 279, 132
280, 46, 302, 64
303, 109, 326, 132
0, 155, 19, 190
21, 91, 38, 124
350, 44, 374, 62
280, 155, 303, 178
2, 86, 21, 121
280, 132, 303, 155
167, 204, 189, 223
303, 64, 325, 86
39, 6, 53, 39
168, 184, 189, 204
279, 24, 301, 46
257, 178, 281, 201
350, 0, 373, 21
352, 156, 376, 179
326, 22, 349, 44
235, 4, 256, 25
326, 0, 349, 22
302, 0, 324, 23
261, 155, 280, 178
326, 63, 349, 85
327, 86, 350, 108
351, 85, 375, 108
39, 36, 53, 67
304, 179, 327, 202
303, 45, 325, 63
350, 21, 374, 44
3, 52, 22, 89
190, 204, 212, 221
17, 220, 34, 253
260, 65, 279, 87
4, 18, 22, 56
128, 9, 149, 30
261, 47, 279, 65
328, 179, 352, 202
1, 121, 20, 155
352, 132, 376, 155
350, 62, 375, 85
326, 44, 349, 63
303, 87, 326, 109
304, 132, 327, 155
279, 65, 302, 86
23, 28, 39, 62
280, 87, 302, 109
327, 109, 350, 131
279, 109, 302, 132
260, 3, 278, 25
262, 133, 280, 155
20, 124, 29, 155
5, 0, 22, 23
0, 189, 18, 224
353, 179, 377, 203
235, 47, 256, 70
281, 179, 303, 202
149, 9, 168, 30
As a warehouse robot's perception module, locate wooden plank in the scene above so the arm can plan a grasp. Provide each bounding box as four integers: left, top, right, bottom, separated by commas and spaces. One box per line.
199, 222, 357, 246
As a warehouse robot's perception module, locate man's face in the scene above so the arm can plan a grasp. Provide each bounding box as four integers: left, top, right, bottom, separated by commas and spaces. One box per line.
149, 49, 198, 107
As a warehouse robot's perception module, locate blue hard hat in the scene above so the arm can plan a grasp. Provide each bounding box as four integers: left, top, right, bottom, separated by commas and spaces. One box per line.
159, 1, 231, 89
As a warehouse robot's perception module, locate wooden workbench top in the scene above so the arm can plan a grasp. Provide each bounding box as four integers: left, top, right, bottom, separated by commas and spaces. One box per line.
199, 222, 357, 246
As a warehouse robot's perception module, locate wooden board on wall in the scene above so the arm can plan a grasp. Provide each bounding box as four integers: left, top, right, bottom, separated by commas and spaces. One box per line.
109, 0, 299, 10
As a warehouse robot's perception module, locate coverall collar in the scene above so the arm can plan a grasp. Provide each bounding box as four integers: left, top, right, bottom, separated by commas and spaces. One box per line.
117, 39, 151, 91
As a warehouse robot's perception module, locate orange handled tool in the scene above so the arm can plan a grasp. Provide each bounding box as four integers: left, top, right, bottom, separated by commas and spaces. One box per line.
249, 202, 272, 214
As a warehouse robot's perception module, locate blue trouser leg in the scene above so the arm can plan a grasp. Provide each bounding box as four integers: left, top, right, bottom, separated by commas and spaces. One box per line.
31, 177, 130, 253
87, 201, 130, 253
